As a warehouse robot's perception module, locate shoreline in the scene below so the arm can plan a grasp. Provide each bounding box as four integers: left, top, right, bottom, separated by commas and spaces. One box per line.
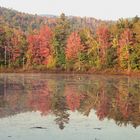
1, 68, 140, 77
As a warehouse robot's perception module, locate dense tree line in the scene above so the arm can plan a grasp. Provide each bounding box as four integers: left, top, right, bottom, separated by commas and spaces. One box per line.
0, 7, 107, 32
1, 8, 140, 72
0, 7, 46, 32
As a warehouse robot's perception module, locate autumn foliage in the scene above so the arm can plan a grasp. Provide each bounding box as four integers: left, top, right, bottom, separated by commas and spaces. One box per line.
96, 26, 110, 65
1, 75, 140, 128
27, 25, 53, 66
118, 28, 134, 69
65, 86, 85, 111
65, 32, 83, 60
1, 12, 140, 73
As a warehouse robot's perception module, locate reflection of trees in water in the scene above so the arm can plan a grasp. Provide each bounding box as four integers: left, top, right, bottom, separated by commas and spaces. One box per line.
51, 80, 69, 130
113, 78, 140, 128
65, 85, 85, 111
96, 87, 109, 120
0, 74, 140, 128
53, 96, 69, 130
27, 82, 52, 116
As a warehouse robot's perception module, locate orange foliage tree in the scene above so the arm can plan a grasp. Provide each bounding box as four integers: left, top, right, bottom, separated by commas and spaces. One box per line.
27, 25, 53, 67
65, 32, 83, 60
96, 26, 110, 66
65, 32, 84, 70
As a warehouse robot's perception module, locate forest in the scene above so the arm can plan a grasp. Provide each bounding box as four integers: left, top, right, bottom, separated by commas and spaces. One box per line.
1, 7, 140, 74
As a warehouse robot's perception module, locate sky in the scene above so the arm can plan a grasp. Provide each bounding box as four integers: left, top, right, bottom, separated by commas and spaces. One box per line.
0, 0, 140, 20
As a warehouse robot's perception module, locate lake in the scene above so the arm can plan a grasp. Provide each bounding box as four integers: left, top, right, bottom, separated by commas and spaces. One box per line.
0, 73, 140, 140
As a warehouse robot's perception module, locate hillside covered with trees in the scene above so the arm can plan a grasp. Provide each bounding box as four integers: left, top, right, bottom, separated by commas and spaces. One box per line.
0, 7, 140, 74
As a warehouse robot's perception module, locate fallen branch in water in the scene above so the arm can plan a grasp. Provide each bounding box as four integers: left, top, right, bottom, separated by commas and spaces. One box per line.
30, 127, 47, 129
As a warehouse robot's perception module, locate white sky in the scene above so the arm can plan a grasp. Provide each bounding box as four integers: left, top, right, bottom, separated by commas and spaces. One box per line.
0, 0, 140, 20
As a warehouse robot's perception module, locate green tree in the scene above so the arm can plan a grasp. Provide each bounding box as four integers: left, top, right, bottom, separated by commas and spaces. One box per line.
106, 36, 118, 68
53, 13, 70, 69
79, 28, 100, 69
130, 44, 140, 70
119, 28, 134, 72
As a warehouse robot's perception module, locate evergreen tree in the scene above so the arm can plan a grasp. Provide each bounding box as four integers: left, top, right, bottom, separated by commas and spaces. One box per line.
53, 13, 70, 69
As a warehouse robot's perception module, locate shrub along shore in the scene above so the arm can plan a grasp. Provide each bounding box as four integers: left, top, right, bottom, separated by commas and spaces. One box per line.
1, 67, 140, 77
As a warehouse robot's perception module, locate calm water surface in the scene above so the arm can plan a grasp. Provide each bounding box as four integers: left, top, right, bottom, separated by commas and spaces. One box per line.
0, 73, 140, 140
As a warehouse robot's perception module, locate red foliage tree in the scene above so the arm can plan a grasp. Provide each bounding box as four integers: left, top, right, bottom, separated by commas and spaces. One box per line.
65, 32, 83, 60
96, 26, 110, 64
27, 25, 53, 66
39, 26, 53, 65
119, 29, 133, 48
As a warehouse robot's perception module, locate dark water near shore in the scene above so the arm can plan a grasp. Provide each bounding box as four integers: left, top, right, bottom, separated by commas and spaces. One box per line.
0, 73, 140, 140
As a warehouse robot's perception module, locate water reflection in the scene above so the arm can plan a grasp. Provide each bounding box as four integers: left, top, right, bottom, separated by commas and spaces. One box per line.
0, 74, 140, 129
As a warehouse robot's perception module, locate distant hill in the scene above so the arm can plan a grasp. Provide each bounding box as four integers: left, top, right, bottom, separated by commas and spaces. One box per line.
0, 6, 113, 32
40, 14, 58, 18
40, 14, 113, 31
0, 7, 46, 32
